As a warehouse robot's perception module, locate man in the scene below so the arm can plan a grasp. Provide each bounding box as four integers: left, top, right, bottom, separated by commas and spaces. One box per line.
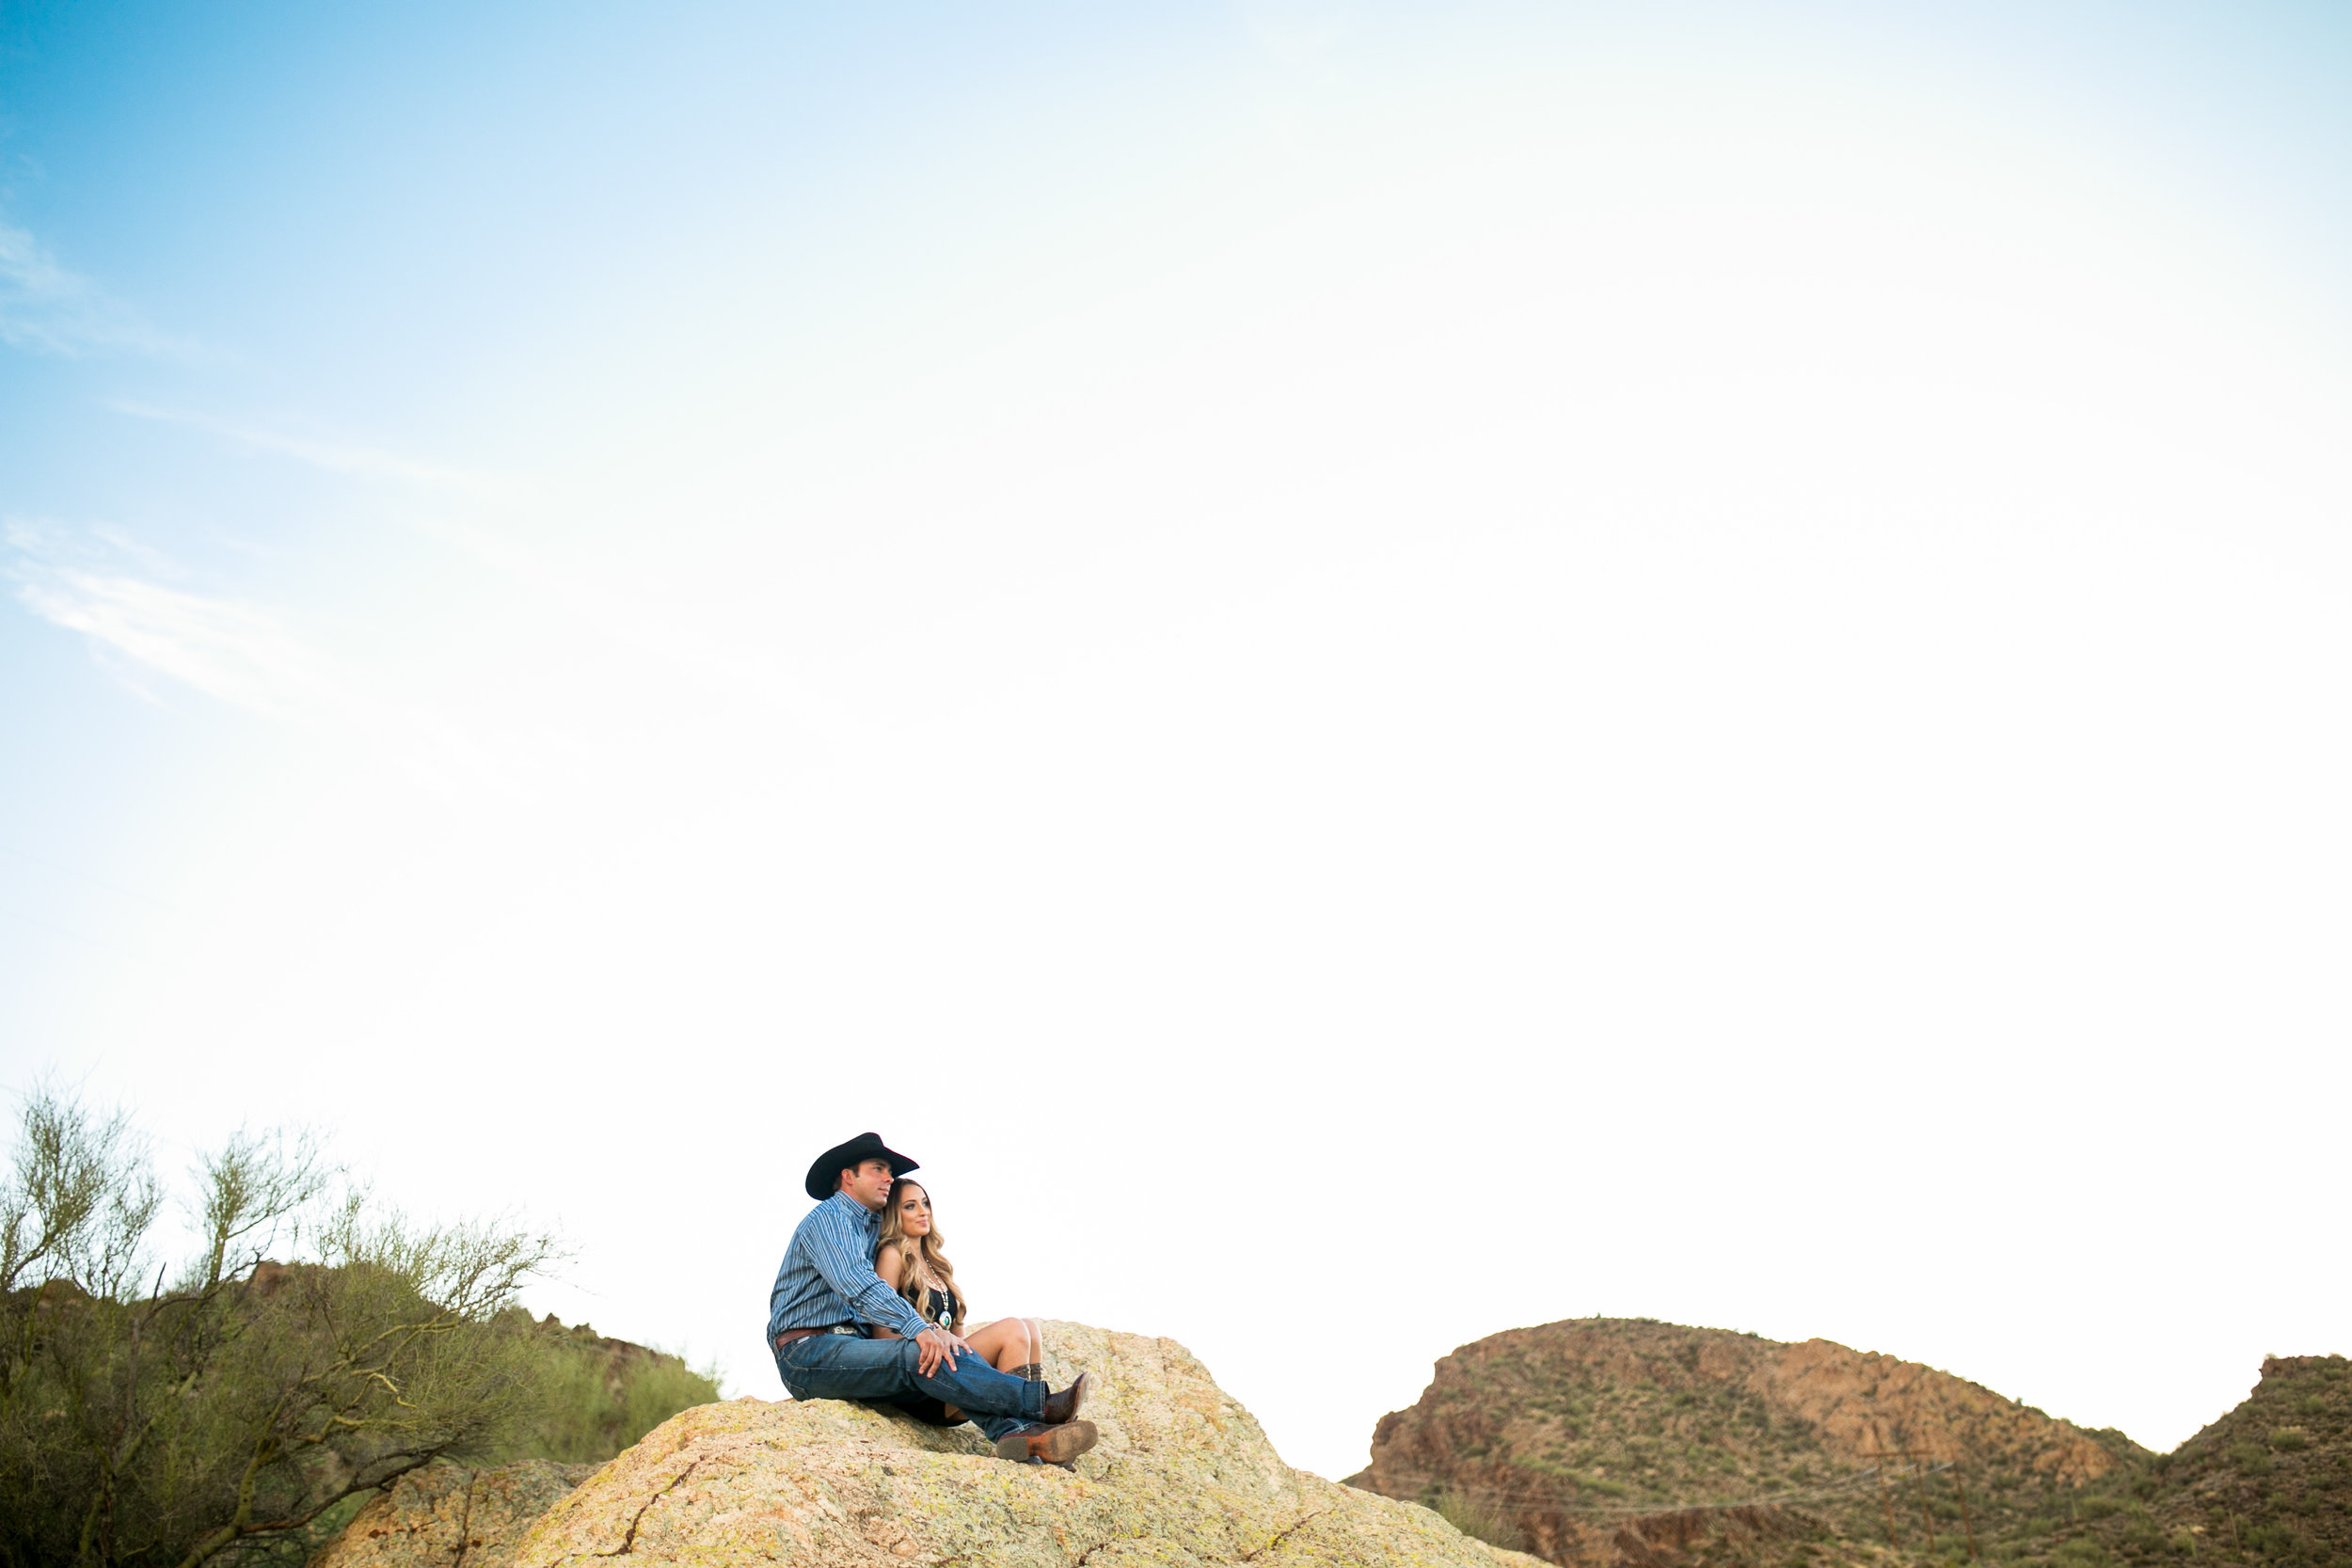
766, 1132, 1097, 1465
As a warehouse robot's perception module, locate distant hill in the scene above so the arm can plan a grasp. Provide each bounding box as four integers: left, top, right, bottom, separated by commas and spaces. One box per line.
2039, 1354, 2349, 1568
1345, 1318, 2148, 1568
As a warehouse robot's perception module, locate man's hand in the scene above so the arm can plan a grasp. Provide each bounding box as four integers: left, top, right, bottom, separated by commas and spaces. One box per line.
914, 1326, 972, 1379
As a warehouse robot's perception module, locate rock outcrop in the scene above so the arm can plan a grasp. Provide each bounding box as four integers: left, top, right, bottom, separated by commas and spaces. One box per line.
312, 1460, 596, 1568
1348, 1319, 2144, 1568
317, 1322, 1535, 1567
518, 1321, 1534, 1565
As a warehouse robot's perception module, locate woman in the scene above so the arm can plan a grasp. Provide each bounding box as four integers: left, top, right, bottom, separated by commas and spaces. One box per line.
872, 1176, 1043, 1421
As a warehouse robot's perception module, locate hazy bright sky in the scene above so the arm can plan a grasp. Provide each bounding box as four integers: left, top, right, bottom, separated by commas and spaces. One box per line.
5, 1, 2349, 1483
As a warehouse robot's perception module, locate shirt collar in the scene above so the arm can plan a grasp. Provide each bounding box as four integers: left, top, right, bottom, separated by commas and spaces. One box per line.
826, 1190, 879, 1228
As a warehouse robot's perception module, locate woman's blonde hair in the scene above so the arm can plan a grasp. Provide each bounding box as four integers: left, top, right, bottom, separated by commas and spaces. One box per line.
878, 1178, 964, 1332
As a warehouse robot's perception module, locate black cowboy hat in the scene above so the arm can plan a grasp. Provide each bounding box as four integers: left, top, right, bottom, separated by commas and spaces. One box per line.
803, 1132, 919, 1202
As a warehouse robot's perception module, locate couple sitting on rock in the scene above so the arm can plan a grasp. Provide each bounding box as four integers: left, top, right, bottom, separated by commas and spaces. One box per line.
767, 1132, 1097, 1466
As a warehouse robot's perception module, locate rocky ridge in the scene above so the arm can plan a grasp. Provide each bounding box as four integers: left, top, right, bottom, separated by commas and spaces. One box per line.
1347, 1318, 2143, 1568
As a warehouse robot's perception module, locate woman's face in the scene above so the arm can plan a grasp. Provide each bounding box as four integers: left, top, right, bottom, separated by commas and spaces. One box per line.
895, 1183, 932, 1238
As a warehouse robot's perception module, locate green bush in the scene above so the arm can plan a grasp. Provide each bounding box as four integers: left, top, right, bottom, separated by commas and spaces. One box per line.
2056, 1538, 2113, 1567
2268, 1427, 2308, 1452
1433, 1489, 1530, 1553
2232, 1442, 2275, 1476
2243, 1523, 2301, 1559
496, 1322, 722, 1465
2079, 1497, 2128, 1521
0, 1089, 559, 1568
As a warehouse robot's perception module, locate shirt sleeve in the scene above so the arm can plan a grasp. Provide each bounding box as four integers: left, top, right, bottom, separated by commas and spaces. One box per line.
804, 1204, 934, 1339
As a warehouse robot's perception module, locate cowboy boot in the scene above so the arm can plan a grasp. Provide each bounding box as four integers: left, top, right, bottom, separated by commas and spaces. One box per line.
1041, 1370, 1089, 1425
993, 1419, 1097, 1465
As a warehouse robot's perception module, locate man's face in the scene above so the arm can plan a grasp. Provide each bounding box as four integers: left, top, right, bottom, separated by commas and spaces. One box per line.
839, 1159, 896, 1212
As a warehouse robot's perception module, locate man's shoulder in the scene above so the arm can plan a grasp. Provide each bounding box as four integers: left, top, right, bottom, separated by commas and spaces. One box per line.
788, 1194, 861, 1241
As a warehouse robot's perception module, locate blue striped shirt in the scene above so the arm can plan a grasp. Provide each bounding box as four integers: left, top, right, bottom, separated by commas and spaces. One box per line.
766, 1191, 933, 1343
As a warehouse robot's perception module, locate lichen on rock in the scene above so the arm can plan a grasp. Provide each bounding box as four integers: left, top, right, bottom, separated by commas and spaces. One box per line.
311, 1459, 598, 1568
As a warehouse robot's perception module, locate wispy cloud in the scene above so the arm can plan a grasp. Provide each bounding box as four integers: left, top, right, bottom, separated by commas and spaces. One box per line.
5, 520, 333, 717
108, 402, 495, 494
5, 520, 530, 800
0, 220, 183, 357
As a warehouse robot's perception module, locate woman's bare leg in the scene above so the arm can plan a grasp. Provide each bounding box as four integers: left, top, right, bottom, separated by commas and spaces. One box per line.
961, 1318, 1042, 1375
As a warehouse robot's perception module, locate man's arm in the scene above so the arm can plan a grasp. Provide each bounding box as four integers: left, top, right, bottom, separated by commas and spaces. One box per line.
802, 1205, 938, 1342
869, 1244, 907, 1339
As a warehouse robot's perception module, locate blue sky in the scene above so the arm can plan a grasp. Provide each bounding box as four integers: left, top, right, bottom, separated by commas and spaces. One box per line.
5, 2, 2351, 1481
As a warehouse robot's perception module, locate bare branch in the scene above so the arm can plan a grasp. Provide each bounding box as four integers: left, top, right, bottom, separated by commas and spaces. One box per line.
193, 1127, 334, 1291
1, 1079, 155, 1299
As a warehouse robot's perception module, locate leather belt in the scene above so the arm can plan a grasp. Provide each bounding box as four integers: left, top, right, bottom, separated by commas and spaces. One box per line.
775, 1324, 862, 1348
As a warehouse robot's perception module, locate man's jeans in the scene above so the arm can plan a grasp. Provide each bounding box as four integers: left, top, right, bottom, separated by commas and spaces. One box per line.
772, 1333, 1047, 1444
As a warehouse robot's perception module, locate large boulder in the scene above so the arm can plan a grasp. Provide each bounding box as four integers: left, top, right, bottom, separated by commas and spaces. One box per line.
312, 1460, 597, 1568
510, 1320, 1537, 1566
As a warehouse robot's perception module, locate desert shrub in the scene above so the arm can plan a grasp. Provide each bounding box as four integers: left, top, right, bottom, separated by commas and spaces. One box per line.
0, 1086, 558, 1568
2269, 1427, 2308, 1452
2297, 1396, 2328, 1418
2079, 1498, 2128, 1521
2120, 1517, 2165, 1553
2056, 1538, 2113, 1567
619, 1353, 719, 1441
2233, 1442, 2276, 1476
496, 1324, 721, 1464
2165, 1530, 2197, 1556
1434, 1489, 1530, 1553
2244, 1523, 2302, 1559
1580, 1473, 1631, 1497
